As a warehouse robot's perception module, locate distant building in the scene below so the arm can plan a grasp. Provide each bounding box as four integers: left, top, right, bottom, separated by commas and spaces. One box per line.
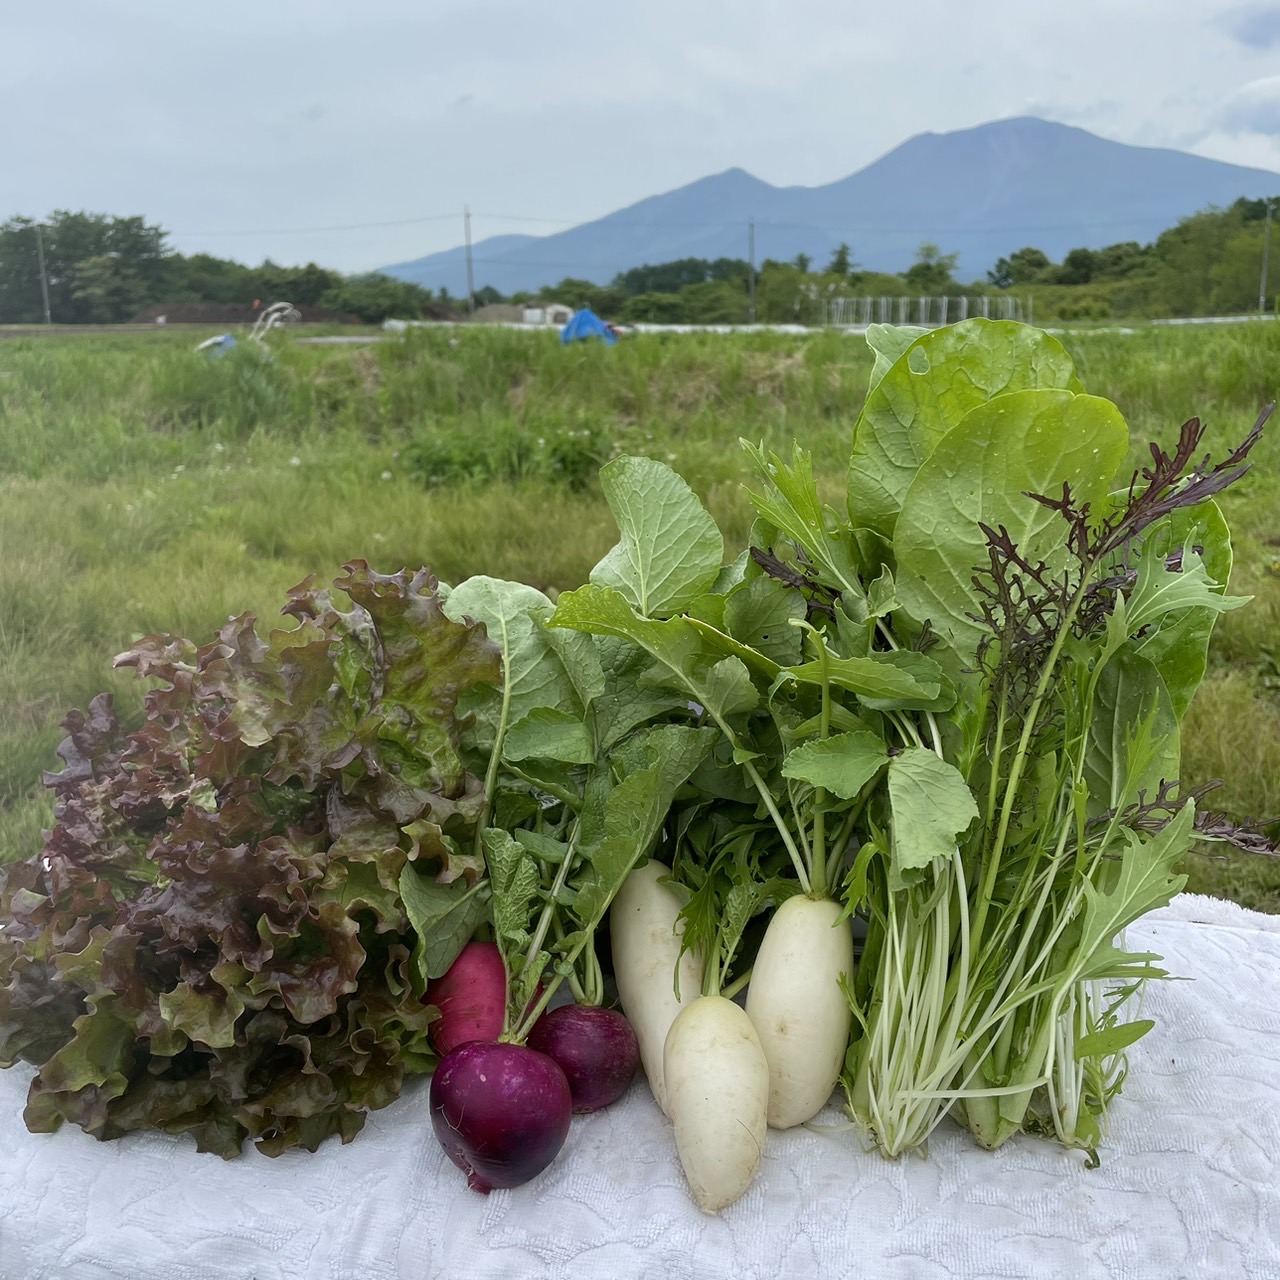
521, 302, 574, 326
470, 301, 575, 327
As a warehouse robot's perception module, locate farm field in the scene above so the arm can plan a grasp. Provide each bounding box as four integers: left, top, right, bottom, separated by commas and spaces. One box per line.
2, 320, 1279, 908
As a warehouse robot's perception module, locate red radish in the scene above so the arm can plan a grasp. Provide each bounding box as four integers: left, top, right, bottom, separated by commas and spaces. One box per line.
526, 1005, 640, 1113
425, 941, 506, 1055
429, 1041, 572, 1193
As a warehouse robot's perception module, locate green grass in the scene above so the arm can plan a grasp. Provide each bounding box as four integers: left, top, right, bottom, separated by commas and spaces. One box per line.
1, 320, 1278, 908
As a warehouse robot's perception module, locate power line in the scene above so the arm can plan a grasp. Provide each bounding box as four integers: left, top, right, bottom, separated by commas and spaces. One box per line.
176, 212, 461, 237
472, 211, 1199, 236
168, 208, 1208, 242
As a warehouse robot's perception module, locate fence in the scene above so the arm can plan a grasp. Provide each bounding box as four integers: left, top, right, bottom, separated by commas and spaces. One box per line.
822, 294, 1032, 328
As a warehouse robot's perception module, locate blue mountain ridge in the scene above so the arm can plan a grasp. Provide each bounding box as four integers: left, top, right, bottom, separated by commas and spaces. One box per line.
379, 117, 1280, 297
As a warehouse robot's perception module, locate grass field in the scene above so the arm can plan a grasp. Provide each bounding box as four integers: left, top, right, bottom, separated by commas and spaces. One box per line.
2, 321, 1279, 908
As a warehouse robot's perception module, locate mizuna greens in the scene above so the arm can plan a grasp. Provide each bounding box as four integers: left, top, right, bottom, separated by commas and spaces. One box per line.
838, 326, 1271, 1161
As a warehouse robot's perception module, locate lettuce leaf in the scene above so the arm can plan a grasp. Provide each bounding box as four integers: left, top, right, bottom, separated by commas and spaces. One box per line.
0, 562, 499, 1157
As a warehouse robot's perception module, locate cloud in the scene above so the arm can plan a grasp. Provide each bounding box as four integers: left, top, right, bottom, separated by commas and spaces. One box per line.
1217, 77, 1280, 136
1220, 4, 1280, 48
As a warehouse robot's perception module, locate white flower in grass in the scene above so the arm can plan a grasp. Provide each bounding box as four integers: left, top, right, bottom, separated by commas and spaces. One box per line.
381, 470, 393, 481
289, 456, 301, 467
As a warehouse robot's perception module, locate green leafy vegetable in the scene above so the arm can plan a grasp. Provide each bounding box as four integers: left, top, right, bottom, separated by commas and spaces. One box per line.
0, 564, 499, 1156
590, 455, 724, 617
847, 319, 1083, 538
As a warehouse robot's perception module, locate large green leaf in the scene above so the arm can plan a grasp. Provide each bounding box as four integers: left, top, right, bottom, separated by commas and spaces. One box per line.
443, 576, 584, 745
886, 748, 980, 876
848, 319, 1082, 537
1081, 649, 1180, 818
398, 867, 491, 988
785, 648, 946, 706
502, 707, 594, 765
572, 725, 717, 926
893, 388, 1130, 668
550, 584, 757, 725
590, 635, 694, 753
590, 456, 724, 617
781, 730, 890, 799
865, 323, 927, 392
724, 574, 806, 667
1125, 503, 1244, 718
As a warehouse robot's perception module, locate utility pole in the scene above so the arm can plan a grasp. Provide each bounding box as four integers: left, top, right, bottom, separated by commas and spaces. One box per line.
464, 205, 475, 316
1260, 197, 1273, 317
34, 223, 51, 325
748, 219, 756, 325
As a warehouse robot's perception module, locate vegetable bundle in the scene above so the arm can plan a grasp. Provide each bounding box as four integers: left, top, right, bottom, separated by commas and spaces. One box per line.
549, 318, 1273, 1193
0, 320, 1272, 1210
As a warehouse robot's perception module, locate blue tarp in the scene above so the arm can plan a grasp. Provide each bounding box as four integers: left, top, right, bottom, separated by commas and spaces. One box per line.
195, 334, 237, 357
560, 308, 617, 345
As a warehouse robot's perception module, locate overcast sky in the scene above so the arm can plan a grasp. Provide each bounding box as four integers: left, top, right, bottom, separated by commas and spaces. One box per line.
7, 1, 1280, 273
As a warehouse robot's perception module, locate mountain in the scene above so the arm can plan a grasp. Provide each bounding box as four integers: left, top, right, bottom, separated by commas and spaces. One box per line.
379, 117, 1280, 297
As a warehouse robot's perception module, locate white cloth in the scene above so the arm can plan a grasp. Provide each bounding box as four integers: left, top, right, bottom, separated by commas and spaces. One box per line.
2, 893, 1278, 1280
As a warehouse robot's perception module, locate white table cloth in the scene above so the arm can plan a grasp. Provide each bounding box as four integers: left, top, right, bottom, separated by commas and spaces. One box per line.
2, 893, 1278, 1280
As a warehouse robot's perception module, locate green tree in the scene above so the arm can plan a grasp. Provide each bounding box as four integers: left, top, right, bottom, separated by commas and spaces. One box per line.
826, 243, 853, 276
543, 277, 627, 316
1091, 241, 1154, 280
904, 242, 959, 293
618, 290, 689, 323
612, 258, 749, 296
1147, 204, 1258, 316
319, 273, 435, 323
756, 262, 819, 323
1053, 247, 1097, 286
252, 260, 340, 307
1208, 226, 1274, 313
0, 219, 48, 321
0, 211, 169, 322
166, 252, 256, 304
792, 252, 812, 274
988, 246, 1052, 288
675, 278, 749, 324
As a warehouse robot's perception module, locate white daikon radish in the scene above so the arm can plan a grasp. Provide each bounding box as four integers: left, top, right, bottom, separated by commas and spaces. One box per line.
663, 995, 769, 1214
745, 894, 855, 1128
610, 860, 704, 1115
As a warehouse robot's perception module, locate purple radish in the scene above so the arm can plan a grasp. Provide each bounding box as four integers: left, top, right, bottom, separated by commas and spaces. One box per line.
526, 1005, 640, 1113
430, 1041, 572, 1193
425, 941, 507, 1055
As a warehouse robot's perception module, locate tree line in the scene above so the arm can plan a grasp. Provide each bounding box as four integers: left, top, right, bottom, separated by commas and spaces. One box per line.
0, 212, 436, 325
531, 198, 1276, 325
0, 198, 1274, 326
